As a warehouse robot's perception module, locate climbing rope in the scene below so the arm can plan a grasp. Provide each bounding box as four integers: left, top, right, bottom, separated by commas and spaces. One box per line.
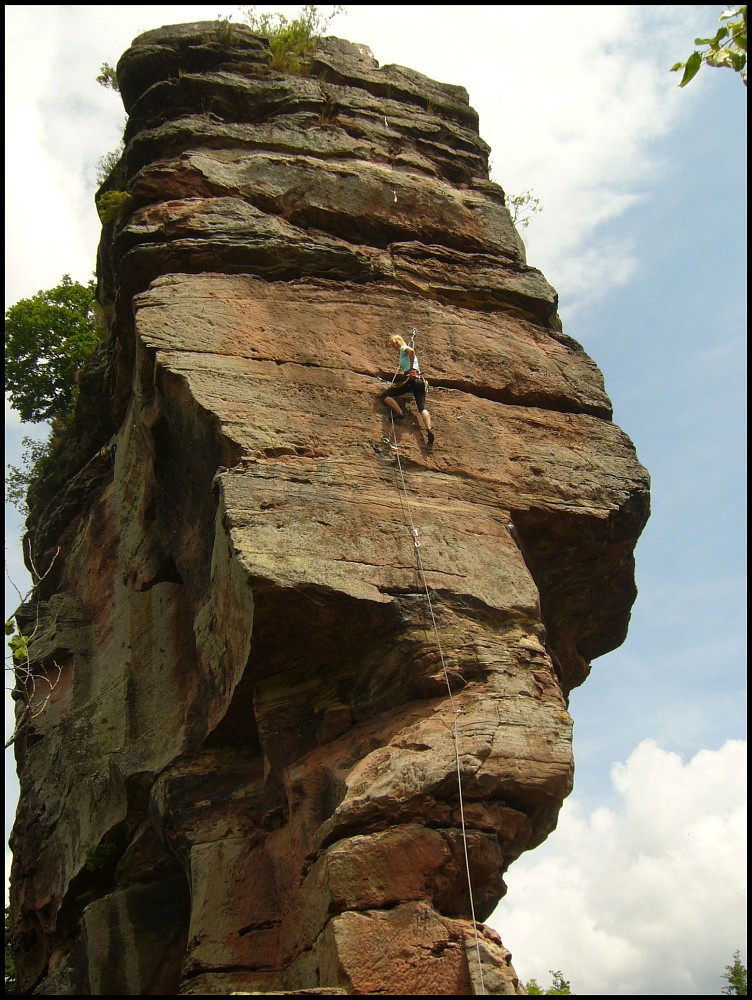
386, 407, 487, 995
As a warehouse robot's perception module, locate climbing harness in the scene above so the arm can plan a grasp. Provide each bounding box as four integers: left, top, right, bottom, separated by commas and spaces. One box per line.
385, 403, 487, 995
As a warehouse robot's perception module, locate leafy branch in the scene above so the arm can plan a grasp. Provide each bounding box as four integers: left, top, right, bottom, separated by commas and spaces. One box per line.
507, 188, 543, 230
6, 436, 52, 516
722, 950, 748, 995
96, 61, 119, 92
5, 545, 62, 750
672, 6, 747, 87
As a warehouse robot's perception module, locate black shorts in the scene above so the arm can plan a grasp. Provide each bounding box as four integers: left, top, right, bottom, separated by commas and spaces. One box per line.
383, 377, 427, 412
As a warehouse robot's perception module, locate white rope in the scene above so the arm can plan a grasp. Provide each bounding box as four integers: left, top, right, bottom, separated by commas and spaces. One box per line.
387, 409, 487, 995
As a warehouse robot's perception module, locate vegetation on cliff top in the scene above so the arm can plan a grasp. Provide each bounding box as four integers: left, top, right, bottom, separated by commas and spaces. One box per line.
238, 4, 345, 72
95, 7, 347, 95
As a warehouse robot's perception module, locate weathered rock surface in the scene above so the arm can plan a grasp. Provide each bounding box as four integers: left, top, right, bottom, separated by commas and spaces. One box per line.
9, 22, 649, 996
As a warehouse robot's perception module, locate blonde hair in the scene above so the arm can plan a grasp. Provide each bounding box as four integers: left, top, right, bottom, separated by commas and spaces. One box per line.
390, 334, 405, 349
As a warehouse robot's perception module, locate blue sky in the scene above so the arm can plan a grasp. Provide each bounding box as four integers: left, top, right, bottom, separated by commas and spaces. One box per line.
4, 6, 746, 994
566, 69, 747, 781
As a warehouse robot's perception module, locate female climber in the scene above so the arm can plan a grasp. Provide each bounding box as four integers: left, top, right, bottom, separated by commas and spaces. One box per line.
382, 334, 434, 445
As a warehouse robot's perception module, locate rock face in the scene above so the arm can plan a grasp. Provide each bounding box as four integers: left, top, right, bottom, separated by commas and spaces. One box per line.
9, 23, 649, 996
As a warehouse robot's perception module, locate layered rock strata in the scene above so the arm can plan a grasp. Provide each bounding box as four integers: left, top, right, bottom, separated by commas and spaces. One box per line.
9, 23, 649, 996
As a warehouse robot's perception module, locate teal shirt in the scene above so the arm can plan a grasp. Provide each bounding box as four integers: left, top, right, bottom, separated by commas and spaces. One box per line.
399, 346, 420, 374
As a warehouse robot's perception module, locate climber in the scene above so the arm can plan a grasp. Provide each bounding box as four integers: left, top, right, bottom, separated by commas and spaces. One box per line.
382, 334, 435, 445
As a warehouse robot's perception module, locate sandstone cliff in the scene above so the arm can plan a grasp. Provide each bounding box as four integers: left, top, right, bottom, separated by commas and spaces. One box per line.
9, 22, 650, 996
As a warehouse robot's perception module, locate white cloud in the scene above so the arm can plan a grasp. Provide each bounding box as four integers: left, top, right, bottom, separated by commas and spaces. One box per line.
402, 5, 711, 317
490, 738, 747, 995
541, 237, 641, 321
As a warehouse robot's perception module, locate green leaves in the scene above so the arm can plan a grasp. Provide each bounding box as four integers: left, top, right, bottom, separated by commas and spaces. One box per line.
525, 971, 574, 994
95, 190, 132, 224
96, 61, 119, 91
671, 50, 703, 87
722, 950, 748, 995
4, 274, 100, 423
671, 6, 747, 87
6, 436, 52, 514
241, 5, 345, 73
5, 620, 28, 665
507, 189, 543, 230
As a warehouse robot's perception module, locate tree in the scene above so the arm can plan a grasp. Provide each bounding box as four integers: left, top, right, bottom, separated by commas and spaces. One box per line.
526, 970, 573, 994
5, 274, 100, 423
547, 971, 573, 995
722, 951, 748, 995
671, 6, 747, 87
